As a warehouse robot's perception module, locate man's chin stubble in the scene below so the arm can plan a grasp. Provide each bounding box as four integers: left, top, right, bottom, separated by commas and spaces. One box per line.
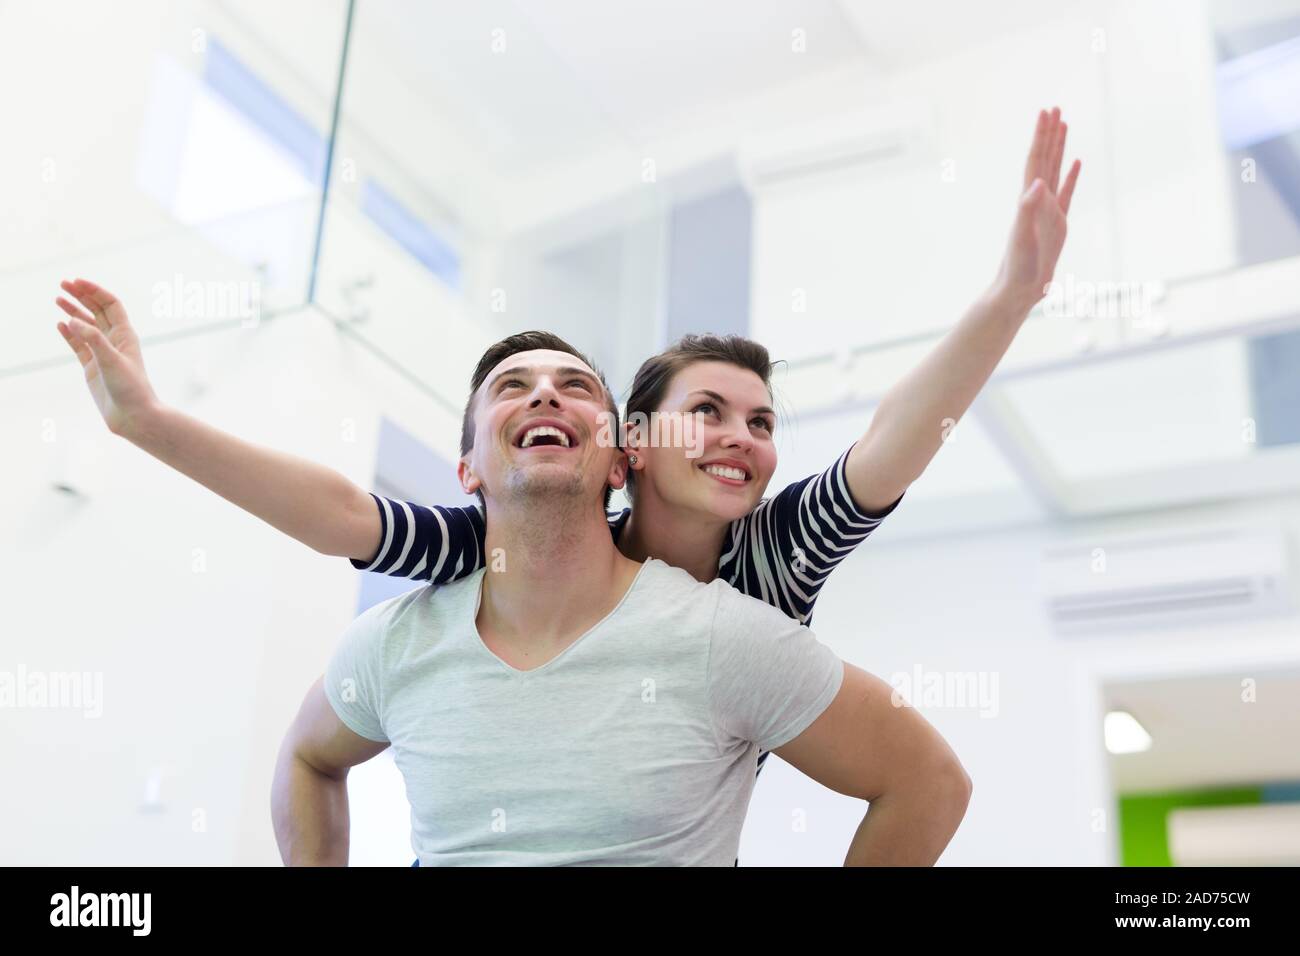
503, 466, 589, 507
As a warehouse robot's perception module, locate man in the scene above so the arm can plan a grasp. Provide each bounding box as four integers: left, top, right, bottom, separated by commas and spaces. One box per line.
270, 333, 972, 866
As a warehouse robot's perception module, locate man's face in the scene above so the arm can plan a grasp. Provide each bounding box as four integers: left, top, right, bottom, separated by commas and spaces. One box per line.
459, 349, 626, 512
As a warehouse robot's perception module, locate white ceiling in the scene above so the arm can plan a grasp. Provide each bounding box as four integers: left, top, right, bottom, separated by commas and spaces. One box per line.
343, 0, 1300, 187
359, 0, 872, 175
835, 0, 1089, 71
1106, 670, 1300, 793
1213, 0, 1300, 34
1002, 337, 1256, 482
357, 0, 615, 174
512, 0, 870, 139
362, 0, 1103, 165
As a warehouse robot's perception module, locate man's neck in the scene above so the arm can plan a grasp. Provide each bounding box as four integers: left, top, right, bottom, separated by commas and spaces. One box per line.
479, 496, 638, 645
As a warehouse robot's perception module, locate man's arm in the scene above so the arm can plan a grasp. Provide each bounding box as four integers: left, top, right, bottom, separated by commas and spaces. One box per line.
846, 108, 1082, 512
271, 676, 389, 866
773, 663, 972, 866
55, 278, 382, 560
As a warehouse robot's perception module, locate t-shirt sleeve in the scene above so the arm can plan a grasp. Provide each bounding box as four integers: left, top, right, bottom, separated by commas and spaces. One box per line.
706, 582, 845, 753
721, 441, 903, 624
322, 601, 390, 743
349, 494, 487, 584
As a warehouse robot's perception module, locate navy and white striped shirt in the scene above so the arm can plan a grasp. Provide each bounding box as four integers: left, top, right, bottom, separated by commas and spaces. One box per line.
352, 443, 901, 630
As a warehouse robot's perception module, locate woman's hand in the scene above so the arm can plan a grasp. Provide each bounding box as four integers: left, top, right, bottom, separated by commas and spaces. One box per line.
55, 278, 161, 438
995, 107, 1082, 309
53, 276, 383, 560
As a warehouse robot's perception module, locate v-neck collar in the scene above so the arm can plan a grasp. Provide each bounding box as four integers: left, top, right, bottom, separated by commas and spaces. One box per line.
468, 558, 656, 675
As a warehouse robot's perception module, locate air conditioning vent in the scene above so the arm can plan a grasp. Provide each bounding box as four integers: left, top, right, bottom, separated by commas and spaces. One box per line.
1041, 526, 1293, 633
737, 105, 933, 191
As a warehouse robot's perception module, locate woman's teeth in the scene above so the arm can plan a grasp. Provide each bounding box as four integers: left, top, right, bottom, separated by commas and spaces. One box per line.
702, 464, 747, 481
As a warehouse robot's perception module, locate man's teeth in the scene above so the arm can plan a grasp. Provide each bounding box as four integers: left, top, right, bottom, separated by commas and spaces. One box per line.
702, 464, 747, 481
520, 426, 571, 448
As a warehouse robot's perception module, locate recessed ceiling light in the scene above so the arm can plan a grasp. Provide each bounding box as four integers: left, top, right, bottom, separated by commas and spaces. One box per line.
1105, 709, 1152, 754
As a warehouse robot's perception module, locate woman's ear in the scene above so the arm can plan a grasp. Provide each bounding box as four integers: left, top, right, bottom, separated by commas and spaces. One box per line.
622, 416, 644, 456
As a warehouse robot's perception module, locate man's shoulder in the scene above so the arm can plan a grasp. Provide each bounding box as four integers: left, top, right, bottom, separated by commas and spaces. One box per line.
706, 572, 805, 634
636, 558, 713, 598
631, 559, 779, 628
354, 570, 483, 636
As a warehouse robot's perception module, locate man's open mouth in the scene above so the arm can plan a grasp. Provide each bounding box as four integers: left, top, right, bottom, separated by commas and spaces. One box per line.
513, 420, 579, 449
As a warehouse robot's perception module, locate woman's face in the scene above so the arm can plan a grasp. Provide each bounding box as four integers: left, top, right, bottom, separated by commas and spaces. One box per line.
628, 360, 778, 525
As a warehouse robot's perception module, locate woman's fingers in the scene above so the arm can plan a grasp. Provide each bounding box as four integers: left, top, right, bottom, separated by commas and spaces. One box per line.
1024, 109, 1048, 189
1025, 108, 1064, 191
64, 313, 117, 368
55, 295, 96, 325
59, 278, 130, 334
1049, 120, 1067, 192
56, 320, 95, 369
77, 278, 131, 330
1046, 108, 1061, 182
1059, 159, 1082, 215
59, 279, 108, 334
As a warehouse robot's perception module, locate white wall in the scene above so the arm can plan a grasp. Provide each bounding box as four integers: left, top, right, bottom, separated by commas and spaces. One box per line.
0, 306, 464, 865
751, 0, 1235, 366
739, 488, 1300, 865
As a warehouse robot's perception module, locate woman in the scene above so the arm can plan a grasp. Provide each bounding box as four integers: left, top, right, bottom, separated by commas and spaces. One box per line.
56, 109, 1079, 676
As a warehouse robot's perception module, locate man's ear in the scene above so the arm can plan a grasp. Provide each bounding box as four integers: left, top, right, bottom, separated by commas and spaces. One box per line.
457, 457, 481, 497
607, 450, 630, 490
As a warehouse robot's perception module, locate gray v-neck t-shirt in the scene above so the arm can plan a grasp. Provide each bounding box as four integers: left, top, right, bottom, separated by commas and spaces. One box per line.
324, 556, 844, 866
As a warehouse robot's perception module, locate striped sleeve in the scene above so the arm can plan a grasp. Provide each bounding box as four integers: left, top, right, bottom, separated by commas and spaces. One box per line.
717, 443, 902, 625
348, 494, 487, 584
349, 498, 628, 583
